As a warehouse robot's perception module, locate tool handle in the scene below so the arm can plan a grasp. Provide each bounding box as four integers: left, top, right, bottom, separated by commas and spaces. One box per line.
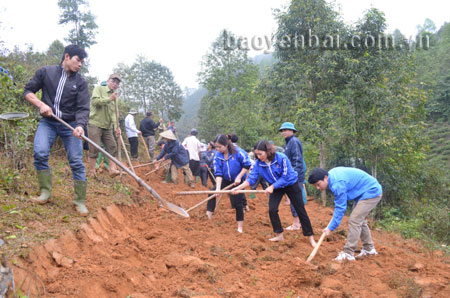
144, 160, 170, 176
114, 100, 135, 173
186, 184, 234, 212
51, 115, 162, 203
139, 134, 151, 161
132, 159, 163, 169
306, 232, 327, 263
176, 189, 266, 195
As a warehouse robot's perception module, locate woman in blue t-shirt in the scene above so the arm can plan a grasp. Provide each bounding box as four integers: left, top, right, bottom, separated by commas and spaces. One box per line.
233, 140, 317, 247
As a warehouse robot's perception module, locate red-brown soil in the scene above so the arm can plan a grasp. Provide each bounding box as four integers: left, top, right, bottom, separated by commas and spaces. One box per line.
11, 166, 450, 297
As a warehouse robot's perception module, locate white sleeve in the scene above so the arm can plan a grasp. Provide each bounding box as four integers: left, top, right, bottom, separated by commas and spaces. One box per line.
131, 119, 138, 133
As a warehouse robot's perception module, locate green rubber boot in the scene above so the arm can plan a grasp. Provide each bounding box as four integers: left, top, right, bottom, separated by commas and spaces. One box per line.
96, 152, 110, 170
73, 180, 88, 216
95, 154, 102, 169
32, 169, 52, 204
164, 171, 171, 183
103, 154, 110, 170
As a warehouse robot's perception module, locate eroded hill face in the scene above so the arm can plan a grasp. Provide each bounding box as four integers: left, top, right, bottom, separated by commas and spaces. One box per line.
11, 166, 450, 297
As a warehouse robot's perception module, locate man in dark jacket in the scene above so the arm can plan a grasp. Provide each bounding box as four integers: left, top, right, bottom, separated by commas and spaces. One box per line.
23, 44, 90, 216
156, 130, 194, 187
279, 121, 305, 230
139, 111, 162, 160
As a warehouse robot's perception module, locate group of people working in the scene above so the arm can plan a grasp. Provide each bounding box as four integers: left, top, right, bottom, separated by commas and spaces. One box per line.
23, 44, 383, 262
156, 121, 383, 262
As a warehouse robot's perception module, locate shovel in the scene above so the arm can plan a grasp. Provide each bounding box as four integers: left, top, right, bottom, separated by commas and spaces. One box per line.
52, 115, 189, 218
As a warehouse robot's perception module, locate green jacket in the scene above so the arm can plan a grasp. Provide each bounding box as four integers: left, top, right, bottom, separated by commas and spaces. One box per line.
89, 85, 118, 129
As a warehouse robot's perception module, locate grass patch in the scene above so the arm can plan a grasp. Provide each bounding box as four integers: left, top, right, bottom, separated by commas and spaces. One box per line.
0, 154, 135, 260
387, 272, 423, 298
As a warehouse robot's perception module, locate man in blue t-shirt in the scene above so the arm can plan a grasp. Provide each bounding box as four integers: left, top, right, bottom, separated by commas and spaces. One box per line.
308, 167, 382, 262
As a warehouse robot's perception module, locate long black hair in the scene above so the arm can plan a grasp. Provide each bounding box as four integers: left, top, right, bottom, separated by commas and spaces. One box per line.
214, 134, 236, 155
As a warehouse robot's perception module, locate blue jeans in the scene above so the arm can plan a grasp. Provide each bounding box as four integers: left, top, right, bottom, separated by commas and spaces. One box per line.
33, 118, 86, 181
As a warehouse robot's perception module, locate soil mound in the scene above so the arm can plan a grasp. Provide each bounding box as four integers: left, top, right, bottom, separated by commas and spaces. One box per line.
11, 166, 450, 297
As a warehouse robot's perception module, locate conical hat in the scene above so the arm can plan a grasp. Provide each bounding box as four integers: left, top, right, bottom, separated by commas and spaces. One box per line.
160, 130, 177, 140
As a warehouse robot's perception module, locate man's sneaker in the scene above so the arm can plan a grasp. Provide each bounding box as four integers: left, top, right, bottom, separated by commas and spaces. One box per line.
334, 251, 355, 262
356, 248, 378, 258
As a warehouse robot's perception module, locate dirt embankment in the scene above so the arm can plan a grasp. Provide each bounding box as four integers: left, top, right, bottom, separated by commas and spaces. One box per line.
11, 166, 450, 297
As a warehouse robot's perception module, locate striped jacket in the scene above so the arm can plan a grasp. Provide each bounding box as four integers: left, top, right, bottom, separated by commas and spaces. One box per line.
246, 152, 298, 189
24, 65, 90, 127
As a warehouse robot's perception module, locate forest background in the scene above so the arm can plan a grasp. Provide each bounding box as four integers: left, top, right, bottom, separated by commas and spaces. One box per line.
0, 0, 448, 248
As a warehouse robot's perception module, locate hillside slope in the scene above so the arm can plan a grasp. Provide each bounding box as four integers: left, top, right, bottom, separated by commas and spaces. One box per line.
4, 161, 449, 297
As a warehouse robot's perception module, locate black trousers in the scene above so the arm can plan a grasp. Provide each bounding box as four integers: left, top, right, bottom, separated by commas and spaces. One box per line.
128, 137, 138, 159
206, 179, 244, 221
200, 166, 216, 187
250, 175, 268, 190
189, 160, 200, 176
269, 182, 314, 236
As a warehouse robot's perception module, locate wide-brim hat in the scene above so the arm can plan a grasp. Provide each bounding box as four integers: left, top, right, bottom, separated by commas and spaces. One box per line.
279, 122, 297, 132
129, 109, 137, 115
160, 130, 177, 140
109, 73, 122, 82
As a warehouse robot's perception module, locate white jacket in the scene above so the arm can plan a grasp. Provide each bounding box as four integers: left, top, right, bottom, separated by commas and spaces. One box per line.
125, 114, 140, 138
182, 135, 201, 161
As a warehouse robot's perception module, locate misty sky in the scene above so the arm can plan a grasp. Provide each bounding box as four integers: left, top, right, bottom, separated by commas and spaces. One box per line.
1, 0, 448, 89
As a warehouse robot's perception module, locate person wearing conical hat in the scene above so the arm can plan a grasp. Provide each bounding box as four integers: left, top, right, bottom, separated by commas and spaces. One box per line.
156, 130, 194, 187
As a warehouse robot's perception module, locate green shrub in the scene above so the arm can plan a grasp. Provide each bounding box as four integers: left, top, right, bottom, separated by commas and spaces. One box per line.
0, 66, 38, 170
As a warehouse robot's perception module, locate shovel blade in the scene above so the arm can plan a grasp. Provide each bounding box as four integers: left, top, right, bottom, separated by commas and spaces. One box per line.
162, 201, 189, 218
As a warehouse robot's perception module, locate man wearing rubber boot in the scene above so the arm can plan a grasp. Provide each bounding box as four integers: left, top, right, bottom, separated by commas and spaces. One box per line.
23, 44, 91, 216
87, 73, 122, 177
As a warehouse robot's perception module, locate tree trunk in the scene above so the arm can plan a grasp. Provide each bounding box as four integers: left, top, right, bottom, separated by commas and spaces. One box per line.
371, 155, 378, 179
319, 141, 326, 206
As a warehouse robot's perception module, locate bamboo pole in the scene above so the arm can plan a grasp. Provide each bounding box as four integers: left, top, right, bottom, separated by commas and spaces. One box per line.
119, 136, 135, 173
114, 100, 135, 173
113, 97, 123, 176
139, 134, 151, 161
